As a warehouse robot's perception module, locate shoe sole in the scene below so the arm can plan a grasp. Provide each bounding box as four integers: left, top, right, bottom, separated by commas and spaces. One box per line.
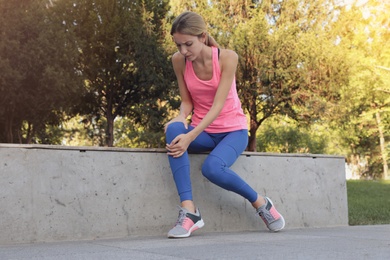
167, 219, 205, 238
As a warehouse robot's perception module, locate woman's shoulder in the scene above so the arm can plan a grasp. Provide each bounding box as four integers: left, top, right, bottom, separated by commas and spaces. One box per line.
171, 51, 186, 72
218, 48, 238, 67
172, 51, 185, 63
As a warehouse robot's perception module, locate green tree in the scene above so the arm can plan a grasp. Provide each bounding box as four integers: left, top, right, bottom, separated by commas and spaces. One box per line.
167, 1, 349, 151
256, 116, 327, 154
330, 0, 390, 179
56, 0, 173, 147
0, 0, 82, 143
211, 0, 348, 151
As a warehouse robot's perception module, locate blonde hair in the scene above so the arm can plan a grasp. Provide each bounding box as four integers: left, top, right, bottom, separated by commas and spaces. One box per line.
171, 11, 219, 48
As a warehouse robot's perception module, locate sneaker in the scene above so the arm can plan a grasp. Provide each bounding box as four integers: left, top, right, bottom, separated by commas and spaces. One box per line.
256, 197, 285, 232
167, 206, 204, 238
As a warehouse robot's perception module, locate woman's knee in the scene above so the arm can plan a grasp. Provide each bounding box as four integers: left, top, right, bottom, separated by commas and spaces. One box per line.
201, 156, 223, 182
166, 122, 187, 142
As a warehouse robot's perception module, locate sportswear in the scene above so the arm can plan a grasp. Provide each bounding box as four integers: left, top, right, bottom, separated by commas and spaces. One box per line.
184, 47, 247, 133
257, 197, 285, 232
168, 206, 204, 238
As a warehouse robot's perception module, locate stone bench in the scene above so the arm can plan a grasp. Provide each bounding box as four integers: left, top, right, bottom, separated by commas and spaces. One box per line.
0, 144, 348, 244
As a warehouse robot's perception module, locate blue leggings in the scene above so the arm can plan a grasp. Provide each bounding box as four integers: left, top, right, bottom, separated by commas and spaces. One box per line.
165, 122, 258, 203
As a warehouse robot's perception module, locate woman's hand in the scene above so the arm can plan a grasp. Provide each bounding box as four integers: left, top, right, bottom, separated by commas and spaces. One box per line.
165, 115, 192, 158
166, 133, 193, 158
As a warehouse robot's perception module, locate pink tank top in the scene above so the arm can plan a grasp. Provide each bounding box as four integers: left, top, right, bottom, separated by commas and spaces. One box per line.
184, 47, 248, 133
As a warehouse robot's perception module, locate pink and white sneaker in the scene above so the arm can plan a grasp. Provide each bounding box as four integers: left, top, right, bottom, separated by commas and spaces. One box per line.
168, 206, 204, 238
257, 197, 285, 232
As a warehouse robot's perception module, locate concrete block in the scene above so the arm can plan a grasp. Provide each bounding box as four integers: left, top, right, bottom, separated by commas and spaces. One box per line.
0, 144, 348, 244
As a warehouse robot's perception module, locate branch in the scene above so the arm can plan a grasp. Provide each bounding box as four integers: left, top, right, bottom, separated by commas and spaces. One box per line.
375, 66, 390, 72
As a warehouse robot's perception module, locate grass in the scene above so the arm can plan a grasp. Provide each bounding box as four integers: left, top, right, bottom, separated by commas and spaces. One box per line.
347, 180, 390, 225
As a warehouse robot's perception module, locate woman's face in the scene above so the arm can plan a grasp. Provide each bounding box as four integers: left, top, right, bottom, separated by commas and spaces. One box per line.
172, 32, 205, 61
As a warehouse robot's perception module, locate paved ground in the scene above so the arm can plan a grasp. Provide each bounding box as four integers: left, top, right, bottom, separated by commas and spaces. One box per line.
0, 225, 389, 260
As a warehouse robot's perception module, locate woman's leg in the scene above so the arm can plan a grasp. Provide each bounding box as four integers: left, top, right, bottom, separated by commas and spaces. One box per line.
201, 129, 259, 203
166, 122, 214, 238
201, 129, 285, 232
165, 122, 215, 208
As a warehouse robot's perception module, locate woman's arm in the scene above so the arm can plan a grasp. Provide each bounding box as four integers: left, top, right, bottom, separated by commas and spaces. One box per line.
173, 52, 193, 120
187, 49, 238, 140
164, 52, 193, 131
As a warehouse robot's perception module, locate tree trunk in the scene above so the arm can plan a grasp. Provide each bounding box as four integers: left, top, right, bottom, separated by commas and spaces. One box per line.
25, 122, 34, 144
104, 95, 115, 147
4, 106, 16, 143
106, 112, 114, 147
247, 115, 259, 152
247, 127, 257, 152
5, 117, 14, 143
375, 111, 389, 180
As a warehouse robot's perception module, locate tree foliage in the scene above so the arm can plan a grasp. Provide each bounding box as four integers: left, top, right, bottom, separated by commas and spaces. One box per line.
329, 0, 390, 179
54, 0, 173, 147
1, 0, 387, 178
256, 116, 328, 154
0, 0, 82, 143
167, 0, 349, 151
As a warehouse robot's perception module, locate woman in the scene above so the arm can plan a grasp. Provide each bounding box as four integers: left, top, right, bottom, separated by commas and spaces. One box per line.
165, 11, 285, 238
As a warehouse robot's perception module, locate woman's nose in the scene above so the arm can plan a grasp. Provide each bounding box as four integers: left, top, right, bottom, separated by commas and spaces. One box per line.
180, 46, 187, 55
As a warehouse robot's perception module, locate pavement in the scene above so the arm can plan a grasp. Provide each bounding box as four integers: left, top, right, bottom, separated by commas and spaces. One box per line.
0, 225, 389, 260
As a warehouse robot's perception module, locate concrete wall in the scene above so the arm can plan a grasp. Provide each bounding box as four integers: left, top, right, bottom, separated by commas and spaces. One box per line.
0, 144, 348, 245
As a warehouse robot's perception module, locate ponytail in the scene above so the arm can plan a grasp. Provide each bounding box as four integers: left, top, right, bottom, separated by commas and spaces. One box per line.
205, 33, 220, 48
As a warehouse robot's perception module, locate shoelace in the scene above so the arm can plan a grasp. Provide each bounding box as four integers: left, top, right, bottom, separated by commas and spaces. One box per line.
257, 207, 277, 224
175, 209, 187, 226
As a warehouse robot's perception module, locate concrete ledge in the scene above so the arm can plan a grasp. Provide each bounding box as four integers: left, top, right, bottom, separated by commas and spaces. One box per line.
0, 144, 348, 245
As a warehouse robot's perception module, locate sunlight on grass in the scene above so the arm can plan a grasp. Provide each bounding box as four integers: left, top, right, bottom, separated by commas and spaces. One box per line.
347, 180, 390, 225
